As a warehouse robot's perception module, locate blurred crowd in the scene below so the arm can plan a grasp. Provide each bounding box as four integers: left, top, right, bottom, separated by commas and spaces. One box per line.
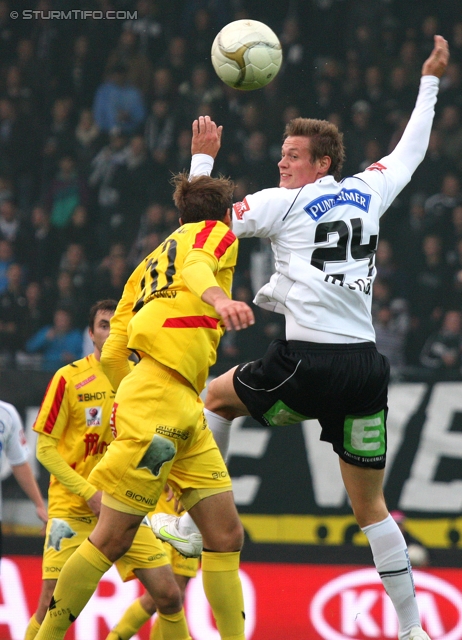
0, 0, 461, 375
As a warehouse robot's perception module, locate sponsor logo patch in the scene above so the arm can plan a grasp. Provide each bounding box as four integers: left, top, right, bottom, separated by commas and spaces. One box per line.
85, 406, 102, 426
304, 188, 371, 221
75, 375, 97, 389
366, 161, 387, 172
233, 197, 250, 220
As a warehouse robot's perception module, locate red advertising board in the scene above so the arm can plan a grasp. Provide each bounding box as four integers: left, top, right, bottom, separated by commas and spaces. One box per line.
1, 557, 462, 640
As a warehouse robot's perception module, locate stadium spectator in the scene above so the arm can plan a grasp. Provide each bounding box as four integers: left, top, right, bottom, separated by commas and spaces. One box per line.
0, 198, 31, 266
0, 262, 26, 364
0, 238, 13, 293
58, 34, 101, 111
424, 172, 462, 231
112, 134, 155, 241
73, 108, 104, 179
92, 254, 130, 302
105, 30, 154, 98
127, 202, 165, 266
372, 278, 410, 376
57, 243, 92, 324
158, 35, 189, 88
93, 64, 146, 136
144, 97, 177, 165
27, 204, 61, 284
436, 105, 462, 175
420, 309, 462, 371
17, 281, 50, 353
25, 306, 83, 372
122, 0, 165, 64
46, 155, 89, 231
41, 97, 76, 186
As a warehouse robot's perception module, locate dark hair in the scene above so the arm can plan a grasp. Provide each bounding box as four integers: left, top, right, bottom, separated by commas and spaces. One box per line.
172, 172, 234, 224
283, 118, 345, 181
88, 299, 117, 331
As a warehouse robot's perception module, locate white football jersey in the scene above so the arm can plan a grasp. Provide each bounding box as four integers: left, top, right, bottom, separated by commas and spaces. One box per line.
191, 76, 440, 343
0, 400, 29, 520
231, 157, 410, 342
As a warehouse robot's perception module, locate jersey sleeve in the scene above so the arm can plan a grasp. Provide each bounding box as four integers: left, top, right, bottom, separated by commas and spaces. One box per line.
355, 75, 439, 216
232, 188, 297, 238
183, 221, 238, 298
1, 405, 28, 466
36, 433, 96, 501
110, 261, 145, 337
32, 370, 70, 440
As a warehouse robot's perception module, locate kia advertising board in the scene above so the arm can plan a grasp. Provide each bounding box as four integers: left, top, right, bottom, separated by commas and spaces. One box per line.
1, 557, 462, 640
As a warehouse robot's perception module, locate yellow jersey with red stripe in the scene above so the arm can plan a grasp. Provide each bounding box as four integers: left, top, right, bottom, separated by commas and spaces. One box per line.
33, 354, 116, 518
110, 220, 238, 393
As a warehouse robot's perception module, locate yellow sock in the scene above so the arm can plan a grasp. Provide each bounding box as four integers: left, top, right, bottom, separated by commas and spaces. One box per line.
149, 617, 162, 640
157, 609, 191, 640
24, 614, 41, 640
106, 598, 152, 640
201, 551, 245, 640
35, 539, 112, 640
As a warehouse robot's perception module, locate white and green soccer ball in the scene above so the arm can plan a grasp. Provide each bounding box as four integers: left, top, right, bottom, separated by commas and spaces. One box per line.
211, 19, 283, 91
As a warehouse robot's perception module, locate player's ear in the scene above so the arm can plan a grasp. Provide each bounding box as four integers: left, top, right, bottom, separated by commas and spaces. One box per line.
319, 155, 332, 174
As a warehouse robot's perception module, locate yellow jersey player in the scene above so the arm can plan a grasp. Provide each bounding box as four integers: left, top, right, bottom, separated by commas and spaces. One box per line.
26, 300, 192, 640
35, 171, 254, 640
106, 487, 199, 640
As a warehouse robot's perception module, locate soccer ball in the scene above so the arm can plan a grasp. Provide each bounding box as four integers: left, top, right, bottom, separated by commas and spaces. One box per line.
211, 19, 282, 91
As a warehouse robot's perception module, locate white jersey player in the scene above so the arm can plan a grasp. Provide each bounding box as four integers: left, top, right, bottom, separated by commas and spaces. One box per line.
151, 35, 450, 640
0, 400, 47, 554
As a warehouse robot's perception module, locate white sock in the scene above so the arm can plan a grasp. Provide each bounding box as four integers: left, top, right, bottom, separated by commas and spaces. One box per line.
204, 408, 233, 461
177, 511, 199, 536
362, 514, 421, 640
177, 410, 233, 538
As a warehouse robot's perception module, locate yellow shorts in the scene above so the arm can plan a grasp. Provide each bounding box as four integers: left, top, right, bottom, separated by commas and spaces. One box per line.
89, 356, 232, 515
42, 516, 169, 582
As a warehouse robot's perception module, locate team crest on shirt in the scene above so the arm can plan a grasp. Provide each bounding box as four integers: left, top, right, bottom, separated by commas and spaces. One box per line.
85, 406, 102, 427
233, 197, 250, 220
366, 161, 387, 172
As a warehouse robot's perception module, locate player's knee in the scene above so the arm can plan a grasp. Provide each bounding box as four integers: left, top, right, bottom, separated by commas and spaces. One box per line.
207, 518, 244, 552
155, 582, 183, 615
204, 377, 223, 411
205, 375, 238, 419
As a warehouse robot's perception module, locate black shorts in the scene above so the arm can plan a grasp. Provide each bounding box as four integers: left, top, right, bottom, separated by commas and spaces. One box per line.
233, 339, 390, 469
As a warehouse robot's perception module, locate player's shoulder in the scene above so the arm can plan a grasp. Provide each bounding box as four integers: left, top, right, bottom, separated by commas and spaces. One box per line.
0, 400, 17, 424
53, 355, 98, 383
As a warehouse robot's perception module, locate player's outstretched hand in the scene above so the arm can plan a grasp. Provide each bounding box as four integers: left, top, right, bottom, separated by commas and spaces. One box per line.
192, 115, 223, 158
422, 35, 449, 78
214, 297, 255, 332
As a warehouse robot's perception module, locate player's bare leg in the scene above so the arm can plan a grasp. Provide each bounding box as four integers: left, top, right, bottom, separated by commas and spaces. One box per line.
35, 503, 187, 640
24, 579, 56, 639
340, 460, 427, 640
205, 367, 249, 421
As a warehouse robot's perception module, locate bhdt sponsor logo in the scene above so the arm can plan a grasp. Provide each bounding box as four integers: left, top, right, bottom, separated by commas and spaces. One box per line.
310, 568, 462, 640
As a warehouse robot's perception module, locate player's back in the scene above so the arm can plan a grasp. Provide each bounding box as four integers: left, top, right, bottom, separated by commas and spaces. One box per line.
127, 219, 238, 392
